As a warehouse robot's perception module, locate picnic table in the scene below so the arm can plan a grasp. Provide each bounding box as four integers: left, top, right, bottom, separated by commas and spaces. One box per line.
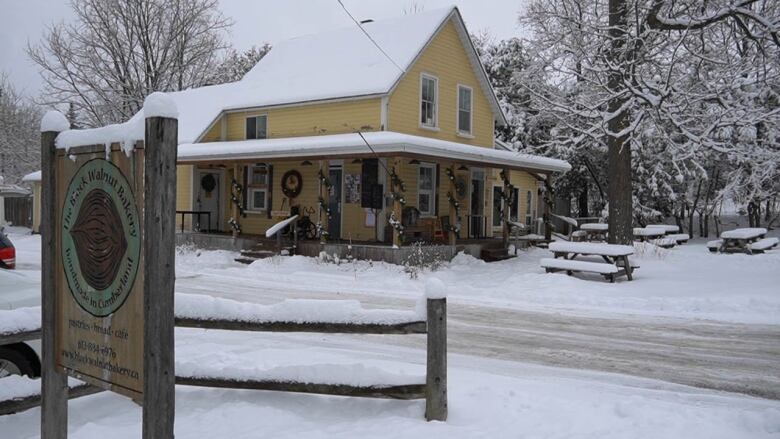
633, 227, 666, 241
543, 241, 636, 282
646, 224, 680, 234
579, 223, 608, 242
708, 228, 777, 254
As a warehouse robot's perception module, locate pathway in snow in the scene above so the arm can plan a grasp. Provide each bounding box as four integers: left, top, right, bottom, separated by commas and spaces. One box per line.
177, 274, 780, 400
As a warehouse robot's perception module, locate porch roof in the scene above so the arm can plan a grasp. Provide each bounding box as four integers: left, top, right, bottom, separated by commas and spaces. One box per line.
177, 131, 571, 174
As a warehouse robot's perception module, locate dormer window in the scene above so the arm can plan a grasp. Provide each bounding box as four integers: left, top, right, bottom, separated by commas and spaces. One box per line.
420, 74, 438, 128
245, 115, 267, 140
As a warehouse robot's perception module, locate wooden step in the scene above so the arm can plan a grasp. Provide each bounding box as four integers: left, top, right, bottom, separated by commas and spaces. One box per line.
240, 249, 276, 258
481, 247, 515, 262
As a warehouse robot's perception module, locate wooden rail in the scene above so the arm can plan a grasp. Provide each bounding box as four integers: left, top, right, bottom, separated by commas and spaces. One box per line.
0, 329, 40, 345
1, 298, 447, 421
174, 317, 427, 334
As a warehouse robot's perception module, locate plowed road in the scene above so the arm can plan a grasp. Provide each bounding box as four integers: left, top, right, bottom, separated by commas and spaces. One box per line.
177, 273, 780, 400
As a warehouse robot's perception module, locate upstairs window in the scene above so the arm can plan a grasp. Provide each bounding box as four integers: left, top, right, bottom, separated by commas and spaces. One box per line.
420, 74, 438, 128
245, 115, 267, 140
457, 85, 472, 135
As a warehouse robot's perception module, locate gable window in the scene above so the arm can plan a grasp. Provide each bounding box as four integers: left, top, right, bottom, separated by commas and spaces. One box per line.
457, 85, 472, 135
246, 165, 268, 211
418, 163, 436, 216
420, 74, 438, 128
245, 115, 267, 140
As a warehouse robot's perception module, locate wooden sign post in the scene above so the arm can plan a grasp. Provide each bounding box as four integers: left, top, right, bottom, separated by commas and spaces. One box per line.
41, 105, 177, 438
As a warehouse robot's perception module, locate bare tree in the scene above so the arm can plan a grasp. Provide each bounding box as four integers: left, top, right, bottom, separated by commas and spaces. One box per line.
28, 0, 232, 127
0, 73, 41, 184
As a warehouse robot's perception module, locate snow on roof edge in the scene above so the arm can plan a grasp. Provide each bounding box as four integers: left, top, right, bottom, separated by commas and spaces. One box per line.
178, 131, 571, 173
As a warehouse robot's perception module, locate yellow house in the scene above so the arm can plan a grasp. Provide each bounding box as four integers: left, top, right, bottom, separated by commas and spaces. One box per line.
163, 7, 568, 257
32, 7, 569, 262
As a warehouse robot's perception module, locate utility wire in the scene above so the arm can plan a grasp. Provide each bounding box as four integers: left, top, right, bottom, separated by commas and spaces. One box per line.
336, 0, 406, 74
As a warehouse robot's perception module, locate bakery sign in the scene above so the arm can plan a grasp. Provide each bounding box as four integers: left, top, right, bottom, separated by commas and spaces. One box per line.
57, 155, 145, 400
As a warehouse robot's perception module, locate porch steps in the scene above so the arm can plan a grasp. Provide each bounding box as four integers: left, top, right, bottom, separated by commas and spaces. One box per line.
234, 241, 295, 265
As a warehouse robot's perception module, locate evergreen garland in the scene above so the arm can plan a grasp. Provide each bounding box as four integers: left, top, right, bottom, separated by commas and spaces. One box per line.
230, 178, 247, 218
228, 217, 242, 234
318, 169, 332, 189
318, 196, 332, 219
446, 191, 462, 236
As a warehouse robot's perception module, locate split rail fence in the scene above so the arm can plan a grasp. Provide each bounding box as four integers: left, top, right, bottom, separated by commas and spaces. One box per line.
0, 298, 447, 421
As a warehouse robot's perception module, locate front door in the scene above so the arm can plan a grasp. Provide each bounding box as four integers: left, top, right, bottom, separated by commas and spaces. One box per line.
328, 168, 342, 240
470, 169, 485, 238
196, 170, 222, 232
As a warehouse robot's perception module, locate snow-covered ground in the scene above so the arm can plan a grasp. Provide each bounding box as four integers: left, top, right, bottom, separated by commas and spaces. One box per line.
2, 227, 779, 437
2, 329, 779, 439
173, 237, 780, 325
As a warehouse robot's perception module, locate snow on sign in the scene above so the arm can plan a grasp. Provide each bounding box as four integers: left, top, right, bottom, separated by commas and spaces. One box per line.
57, 152, 145, 400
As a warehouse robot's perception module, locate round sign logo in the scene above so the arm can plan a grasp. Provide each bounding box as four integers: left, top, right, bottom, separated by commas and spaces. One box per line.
61, 158, 140, 317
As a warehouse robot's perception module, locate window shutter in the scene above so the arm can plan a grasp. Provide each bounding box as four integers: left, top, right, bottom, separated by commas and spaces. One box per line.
266, 164, 274, 218
361, 159, 378, 208
242, 166, 248, 215
434, 164, 440, 217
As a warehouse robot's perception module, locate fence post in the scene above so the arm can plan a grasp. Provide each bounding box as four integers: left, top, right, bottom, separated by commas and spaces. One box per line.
41, 115, 68, 439
425, 297, 447, 421
143, 114, 177, 438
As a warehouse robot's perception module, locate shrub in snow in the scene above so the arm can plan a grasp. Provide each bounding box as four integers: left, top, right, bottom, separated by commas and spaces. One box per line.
403, 242, 446, 279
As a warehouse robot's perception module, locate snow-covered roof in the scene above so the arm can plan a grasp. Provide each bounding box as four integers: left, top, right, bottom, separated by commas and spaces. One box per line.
126, 6, 505, 144
21, 171, 41, 182
178, 131, 571, 173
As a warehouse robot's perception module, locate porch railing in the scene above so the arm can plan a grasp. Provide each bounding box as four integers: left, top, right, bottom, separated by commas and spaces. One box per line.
175, 210, 212, 233
265, 214, 299, 254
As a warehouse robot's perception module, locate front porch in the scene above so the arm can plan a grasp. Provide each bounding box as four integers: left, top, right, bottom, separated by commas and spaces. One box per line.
174, 131, 569, 263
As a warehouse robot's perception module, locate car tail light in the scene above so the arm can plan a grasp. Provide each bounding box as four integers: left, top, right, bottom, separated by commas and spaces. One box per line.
0, 247, 15, 269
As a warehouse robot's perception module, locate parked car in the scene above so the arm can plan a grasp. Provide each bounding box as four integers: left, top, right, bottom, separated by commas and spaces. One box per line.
0, 228, 41, 378
0, 229, 16, 269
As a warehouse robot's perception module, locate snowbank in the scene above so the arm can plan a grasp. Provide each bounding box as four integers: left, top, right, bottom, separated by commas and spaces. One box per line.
0, 307, 40, 335
175, 293, 420, 325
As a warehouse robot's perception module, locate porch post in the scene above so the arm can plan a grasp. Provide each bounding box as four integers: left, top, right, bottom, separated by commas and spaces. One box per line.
319, 160, 329, 244
232, 164, 241, 239
502, 168, 511, 248
448, 164, 457, 246
391, 157, 402, 248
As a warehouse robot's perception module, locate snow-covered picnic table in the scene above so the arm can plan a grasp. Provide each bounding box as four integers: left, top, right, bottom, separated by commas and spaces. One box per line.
543, 241, 636, 282
646, 224, 680, 234
710, 228, 776, 254
578, 223, 608, 241
633, 227, 666, 241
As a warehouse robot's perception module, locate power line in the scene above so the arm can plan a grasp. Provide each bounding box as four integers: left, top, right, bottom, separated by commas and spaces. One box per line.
336, 0, 406, 74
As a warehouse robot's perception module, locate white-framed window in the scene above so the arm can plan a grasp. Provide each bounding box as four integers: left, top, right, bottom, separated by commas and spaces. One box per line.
417, 163, 436, 216
420, 74, 438, 128
525, 190, 534, 226
457, 85, 472, 135
246, 165, 268, 212
245, 115, 267, 140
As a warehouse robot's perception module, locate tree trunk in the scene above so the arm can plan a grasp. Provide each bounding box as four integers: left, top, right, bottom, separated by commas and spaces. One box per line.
606, 0, 633, 245
578, 187, 589, 217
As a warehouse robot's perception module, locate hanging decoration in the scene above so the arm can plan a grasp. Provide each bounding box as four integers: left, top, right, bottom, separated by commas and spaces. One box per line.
318, 169, 332, 190
230, 178, 247, 218
281, 169, 303, 199
446, 191, 462, 236
228, 217, 242, 234
316, 222, 330, 240
390, 167, 406, 192
318, 196, 332, 219
389, 212, 404, 236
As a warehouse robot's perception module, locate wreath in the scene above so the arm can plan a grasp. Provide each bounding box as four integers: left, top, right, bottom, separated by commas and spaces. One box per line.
454, 176, 467, 200
200, 174, 217, 193
281, 169, 303, 198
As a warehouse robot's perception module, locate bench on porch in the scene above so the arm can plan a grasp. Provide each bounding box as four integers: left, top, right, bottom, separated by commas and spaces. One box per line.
544, 241, 636, 282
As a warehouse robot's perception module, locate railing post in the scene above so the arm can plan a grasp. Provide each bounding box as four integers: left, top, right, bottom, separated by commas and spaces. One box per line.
425, 297, 447, 421
40, 112, 68, 439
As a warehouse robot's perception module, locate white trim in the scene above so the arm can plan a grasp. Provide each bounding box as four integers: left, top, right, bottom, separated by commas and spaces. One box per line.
246, 187, 268, 212
456, 84, 473, 136
417, 162, 437, 217
419, 73, 439, 129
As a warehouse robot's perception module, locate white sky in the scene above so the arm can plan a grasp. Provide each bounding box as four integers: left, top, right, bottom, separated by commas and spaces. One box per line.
0, 0, 528, 98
